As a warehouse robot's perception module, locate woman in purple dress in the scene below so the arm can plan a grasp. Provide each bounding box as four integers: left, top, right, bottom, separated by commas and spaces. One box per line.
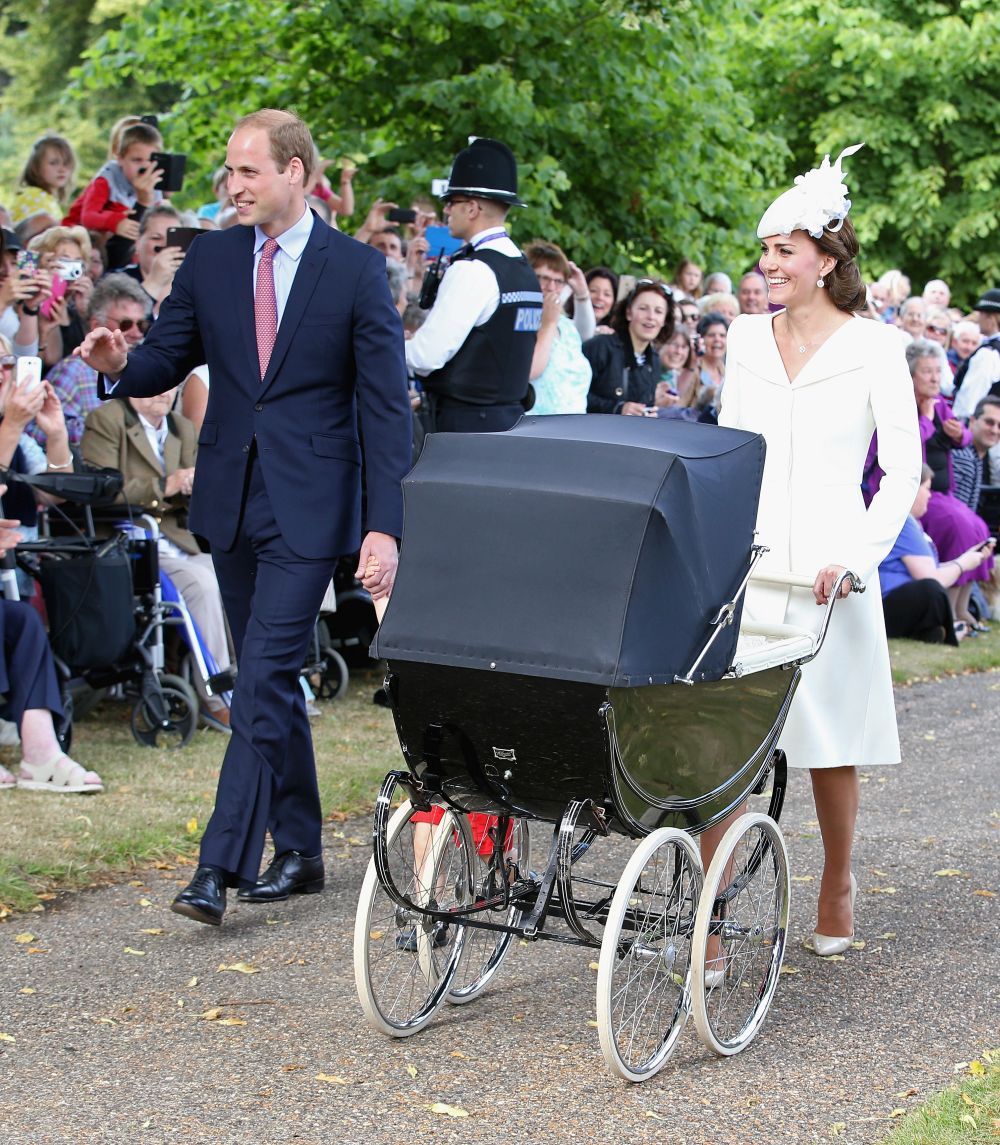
907, 338, 994, 628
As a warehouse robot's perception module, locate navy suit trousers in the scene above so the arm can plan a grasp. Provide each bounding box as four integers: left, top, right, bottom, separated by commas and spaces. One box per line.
201, 453, 336, 886
0, 600, 63, 724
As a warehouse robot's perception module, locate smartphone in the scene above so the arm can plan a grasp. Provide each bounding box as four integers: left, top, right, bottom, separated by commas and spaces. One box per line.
166, 226, 201, 253
15, 250, 39, 276
40, 275, 67, 320
423, 225, 465, 258
150, 151, 187, 193
387, 207, 417, 224
15, 356, 42, 392
977, 538, 996, 551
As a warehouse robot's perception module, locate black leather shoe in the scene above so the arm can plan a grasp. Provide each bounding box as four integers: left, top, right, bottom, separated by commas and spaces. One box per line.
237, 851, 325, 903
171, 866, 226, 926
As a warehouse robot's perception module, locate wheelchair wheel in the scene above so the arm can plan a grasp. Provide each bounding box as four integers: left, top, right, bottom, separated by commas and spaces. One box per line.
129, 674, 199, 749
691, 812, 790, 1057
596, 828, 703, 1082
310, 643, 349, 702
446, 817, 530, 1005
354, 800, 468, 1037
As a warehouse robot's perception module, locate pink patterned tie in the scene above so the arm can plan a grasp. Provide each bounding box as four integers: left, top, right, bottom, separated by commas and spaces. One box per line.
255, 237, 279, 378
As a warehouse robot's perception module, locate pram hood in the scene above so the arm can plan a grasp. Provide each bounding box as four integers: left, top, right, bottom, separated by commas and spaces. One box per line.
373, 414, 765, 686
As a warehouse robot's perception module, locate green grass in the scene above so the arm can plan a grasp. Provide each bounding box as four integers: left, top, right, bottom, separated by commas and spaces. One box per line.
0, 670, 398, 913
875, 1054, 1000, 1144
888, 624, 1000, 684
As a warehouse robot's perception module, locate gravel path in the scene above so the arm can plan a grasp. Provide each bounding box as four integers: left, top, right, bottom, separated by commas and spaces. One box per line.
1, 671, 997, 1145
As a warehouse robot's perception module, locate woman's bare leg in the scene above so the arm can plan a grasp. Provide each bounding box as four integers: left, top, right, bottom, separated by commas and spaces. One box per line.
810, 765, 859, 937
699, 805, 745, 968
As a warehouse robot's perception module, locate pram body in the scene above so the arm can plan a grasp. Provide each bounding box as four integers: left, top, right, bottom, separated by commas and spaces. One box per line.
354, 416, 860, 1080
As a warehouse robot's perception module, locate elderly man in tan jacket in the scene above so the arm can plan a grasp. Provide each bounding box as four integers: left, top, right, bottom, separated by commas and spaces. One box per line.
81, 388, 232, 729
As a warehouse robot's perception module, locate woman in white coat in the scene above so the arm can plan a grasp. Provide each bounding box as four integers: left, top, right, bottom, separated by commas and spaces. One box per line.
715, 147, 921, 957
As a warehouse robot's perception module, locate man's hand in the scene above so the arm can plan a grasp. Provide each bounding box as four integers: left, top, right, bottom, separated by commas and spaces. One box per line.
76, 326, 130, 376
164, 467, 195, 498
620, 401, 649, 416
355, 531, 399, 601
115, 216, 141, 241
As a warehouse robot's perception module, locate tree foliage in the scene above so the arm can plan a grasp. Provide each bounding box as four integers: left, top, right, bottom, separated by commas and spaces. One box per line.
67, 0, 780, 276
1, 1, 995, 299
742, 0, 1000, 304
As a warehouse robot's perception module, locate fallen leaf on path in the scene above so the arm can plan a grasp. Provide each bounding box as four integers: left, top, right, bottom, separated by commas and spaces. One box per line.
200, 1008, 223, 1021
889, 1108, 906, 1118
879, 932, 897, 940
970, 1060, 987, 1077
829, 1123, 846, 1136
187, 976, 198, 987
872, 868, 889, 877
123, 947, 146, 956
281, 1064, 305, 1072
315, 1073, 350, 1084
780, 964, 800, 975
218, 962, 260, 974
0, 1032, 15, 1042
790, 875, 814, 883
19, 987, 35, 995
586, 1019, 598, 1027
14, 933, 35, 944
821, 954, 846, 962
429, 1103, 468, 1118
868, 886, 896, 894
186, 818, 198, 834
850, 940, 866, 950
138, 898, 153, 907
449, 1051, 468, 1058
405, 1064, 418, 1078
972, 889, 997, 898
95, 1017, 116, 1025
959, 1114, 978, 1129
140, 929, 165, 936
934, 869, 967, 877
895, 1088, 918, 1098
216, 1018, 246, 1026
26, 947, 47, 954
643, 1111, 667, 1120
588, 961, 600, 971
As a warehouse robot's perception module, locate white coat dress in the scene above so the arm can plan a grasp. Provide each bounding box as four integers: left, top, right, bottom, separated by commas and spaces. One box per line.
719, 312, 921, 768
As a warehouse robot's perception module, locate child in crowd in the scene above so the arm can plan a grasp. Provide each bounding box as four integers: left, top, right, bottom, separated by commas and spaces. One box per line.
8, 134, 77, 228
63, 121, 164, 269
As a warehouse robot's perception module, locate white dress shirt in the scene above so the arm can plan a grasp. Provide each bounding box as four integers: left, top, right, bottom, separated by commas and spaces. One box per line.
405, 227, 522, 376
137, 411, 184, 558
253, 206, 315, 326
952, 341, 1000, 420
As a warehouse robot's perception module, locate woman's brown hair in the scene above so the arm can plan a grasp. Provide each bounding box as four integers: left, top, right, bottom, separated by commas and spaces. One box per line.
815, 217, 867, 313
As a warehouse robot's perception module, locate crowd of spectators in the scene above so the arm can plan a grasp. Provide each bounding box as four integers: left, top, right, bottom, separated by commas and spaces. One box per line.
1, 120, 999, 792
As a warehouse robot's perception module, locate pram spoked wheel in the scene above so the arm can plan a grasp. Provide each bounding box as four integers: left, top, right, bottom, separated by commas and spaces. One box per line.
445, 816, 530, 1005
353, 798, 469, 1036
311, 623, 349, 702
596, 827, 704, 1082
130, 673, 199, 749
690, 812, 790, 1056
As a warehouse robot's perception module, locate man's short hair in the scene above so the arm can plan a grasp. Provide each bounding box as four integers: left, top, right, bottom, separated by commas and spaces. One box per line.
972, 396, 1000, 420
233, 109, 314, 179
88, 272, 151, 323
385, 257, 408, 306
139, 203, 182, 235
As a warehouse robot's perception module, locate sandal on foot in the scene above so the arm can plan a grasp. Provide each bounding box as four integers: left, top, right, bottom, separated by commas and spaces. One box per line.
18, 753, 104, 794
0, 762, 16, 790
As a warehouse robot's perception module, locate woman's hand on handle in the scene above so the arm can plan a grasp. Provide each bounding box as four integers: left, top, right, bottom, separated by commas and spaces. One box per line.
813, 563, 853, 606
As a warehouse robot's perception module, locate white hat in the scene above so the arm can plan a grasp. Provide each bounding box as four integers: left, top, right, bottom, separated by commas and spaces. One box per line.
757, 143, 864, 240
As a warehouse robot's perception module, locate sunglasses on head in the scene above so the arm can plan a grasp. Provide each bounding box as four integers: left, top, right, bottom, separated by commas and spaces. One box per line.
629, 279, 673, 303
111, 318, 151, 334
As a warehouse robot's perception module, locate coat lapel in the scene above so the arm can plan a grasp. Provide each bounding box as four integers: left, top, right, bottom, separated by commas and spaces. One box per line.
126, 419, 163, 475
234, 227, 260, 386
260, 218, 330, 394
789, 317, 865, 389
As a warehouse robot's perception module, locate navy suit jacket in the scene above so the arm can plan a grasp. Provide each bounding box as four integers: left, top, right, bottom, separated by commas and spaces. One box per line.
100, 215, 412, 558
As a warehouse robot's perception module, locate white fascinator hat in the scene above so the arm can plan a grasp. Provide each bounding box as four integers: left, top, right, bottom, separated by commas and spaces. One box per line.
757, 143, 864, 239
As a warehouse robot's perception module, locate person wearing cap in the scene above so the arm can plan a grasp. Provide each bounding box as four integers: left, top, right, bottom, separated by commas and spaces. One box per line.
705, 145, 921, 966
951, 288, 1000, 421
405, 138, 542, 433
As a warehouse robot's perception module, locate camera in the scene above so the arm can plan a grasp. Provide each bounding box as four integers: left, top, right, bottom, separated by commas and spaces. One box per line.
55, 258, 84, 281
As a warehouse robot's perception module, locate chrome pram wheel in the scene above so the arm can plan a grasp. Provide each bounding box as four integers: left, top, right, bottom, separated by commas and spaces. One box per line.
691, 812, 789, 1056
446, 817, 530, 1006
354, 800, 468, 1036
596, 828, 704, 1082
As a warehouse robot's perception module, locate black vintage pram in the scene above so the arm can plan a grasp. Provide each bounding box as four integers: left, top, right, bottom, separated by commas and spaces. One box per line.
352, 416, 863, 1082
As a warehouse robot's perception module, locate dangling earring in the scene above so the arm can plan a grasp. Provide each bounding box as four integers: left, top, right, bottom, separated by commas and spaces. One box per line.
817, 276, 825, 288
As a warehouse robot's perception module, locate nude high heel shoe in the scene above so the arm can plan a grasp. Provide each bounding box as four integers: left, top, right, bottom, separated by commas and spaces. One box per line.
811, 872, 857, 957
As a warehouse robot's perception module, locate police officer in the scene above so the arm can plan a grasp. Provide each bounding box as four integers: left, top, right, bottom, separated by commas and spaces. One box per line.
406, 138, 542, 433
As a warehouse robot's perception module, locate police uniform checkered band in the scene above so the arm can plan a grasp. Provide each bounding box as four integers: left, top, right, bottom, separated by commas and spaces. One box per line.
500, 291, 544, 305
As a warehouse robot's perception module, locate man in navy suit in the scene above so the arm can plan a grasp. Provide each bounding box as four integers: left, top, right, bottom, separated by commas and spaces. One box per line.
79, 109, 412, 926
